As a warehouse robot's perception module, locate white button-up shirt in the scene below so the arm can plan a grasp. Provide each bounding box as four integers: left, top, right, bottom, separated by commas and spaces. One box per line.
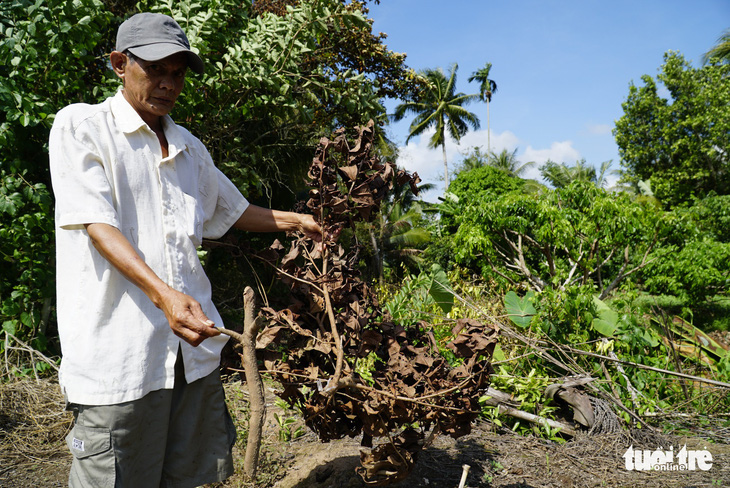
49, 91, 249, 405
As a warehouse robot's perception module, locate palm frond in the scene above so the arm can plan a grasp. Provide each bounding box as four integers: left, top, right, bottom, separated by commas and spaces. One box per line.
703, 29, 730, 64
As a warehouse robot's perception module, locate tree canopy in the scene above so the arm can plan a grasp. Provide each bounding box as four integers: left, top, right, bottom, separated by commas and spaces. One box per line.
392, 63, 480, 185
451, 181, 671, 299
614, 52, 730, 207
0, 0, 418, 355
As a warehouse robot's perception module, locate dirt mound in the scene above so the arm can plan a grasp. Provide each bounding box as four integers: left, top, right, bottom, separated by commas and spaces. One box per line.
1, 377, 729, 488
262, 420, 730, 488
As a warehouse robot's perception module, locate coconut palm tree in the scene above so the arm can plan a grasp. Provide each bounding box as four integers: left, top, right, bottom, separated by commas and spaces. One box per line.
539, 159, 613, 189
469, 62, 498, 153
393, 63, 481, 185
454, 146, 489, 175
367, 179, 435, 286
488, 148, 536, 178
703, 29, 730, 64
540, 159, 594, 188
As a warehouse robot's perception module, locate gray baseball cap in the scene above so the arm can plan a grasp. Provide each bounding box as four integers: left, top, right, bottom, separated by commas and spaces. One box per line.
116, 13, 204, 74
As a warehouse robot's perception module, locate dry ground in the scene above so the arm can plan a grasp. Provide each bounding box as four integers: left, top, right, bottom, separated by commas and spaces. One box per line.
1, 377, 729, 488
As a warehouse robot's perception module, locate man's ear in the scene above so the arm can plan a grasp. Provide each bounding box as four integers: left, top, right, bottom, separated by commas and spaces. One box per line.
110, 51, 127, 80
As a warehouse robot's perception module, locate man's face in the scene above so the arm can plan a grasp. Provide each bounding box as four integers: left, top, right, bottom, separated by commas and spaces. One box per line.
120, 52, 188, 124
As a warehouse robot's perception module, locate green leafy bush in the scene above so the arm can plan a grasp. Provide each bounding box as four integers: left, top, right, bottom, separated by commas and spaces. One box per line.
1, 0, 116, 360
452, 181, 670, 298
1, 0, 416, 362
643, 239, 730, 302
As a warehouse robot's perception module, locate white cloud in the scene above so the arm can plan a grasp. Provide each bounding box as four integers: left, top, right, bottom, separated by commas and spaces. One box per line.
522, 141, 581, 166
587, 123, 612, 135
519, 141, 582, 183
397, 128, 520, 191
396, 133, 587, 201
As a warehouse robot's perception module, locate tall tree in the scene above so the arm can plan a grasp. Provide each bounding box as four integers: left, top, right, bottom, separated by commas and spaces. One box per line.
0, 0, 419, 354
451, 181, 671, 300
614, 52, 730, 207
364, 178, 434, 286
469, 62, 498, 153
540, 159, 612, 189
393, 63, 481, 185
489, 148, 535, 178
703, 29, 730, 64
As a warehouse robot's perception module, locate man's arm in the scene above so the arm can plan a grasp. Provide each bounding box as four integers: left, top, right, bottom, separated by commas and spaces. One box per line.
233, 204, 322, 241
84, 222, 220, 347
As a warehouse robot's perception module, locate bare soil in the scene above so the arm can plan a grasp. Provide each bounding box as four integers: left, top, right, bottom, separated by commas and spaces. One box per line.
1, 377, 729, 488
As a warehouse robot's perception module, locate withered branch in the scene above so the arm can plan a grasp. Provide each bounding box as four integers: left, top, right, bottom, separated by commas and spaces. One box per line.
232, 121, 498, 485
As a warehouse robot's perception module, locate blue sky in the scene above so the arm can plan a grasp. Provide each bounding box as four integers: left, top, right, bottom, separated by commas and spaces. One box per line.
367, 0, 730, 200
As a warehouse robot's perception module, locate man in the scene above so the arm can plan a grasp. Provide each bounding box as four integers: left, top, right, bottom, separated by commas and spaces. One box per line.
49, 12, 320, 487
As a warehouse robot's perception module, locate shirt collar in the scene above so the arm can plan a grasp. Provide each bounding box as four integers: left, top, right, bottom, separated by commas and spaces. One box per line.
111, 89, 148, 134
161, 116, 187, 160
110, 89, 188, 159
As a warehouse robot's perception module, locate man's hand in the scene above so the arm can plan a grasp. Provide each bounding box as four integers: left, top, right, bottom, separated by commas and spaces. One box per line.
85, 222, 219, 347
296, 213, 323, 242
157, 287, 220, 347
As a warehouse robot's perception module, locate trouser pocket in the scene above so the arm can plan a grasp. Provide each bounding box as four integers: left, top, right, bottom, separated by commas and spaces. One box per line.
67, 424, 115, 488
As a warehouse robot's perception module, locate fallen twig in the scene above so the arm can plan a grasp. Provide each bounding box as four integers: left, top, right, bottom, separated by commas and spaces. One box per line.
2, 331, 59, 379
458, 464, 470, 488
480, 386, 579, 436
560, 345, 730, 389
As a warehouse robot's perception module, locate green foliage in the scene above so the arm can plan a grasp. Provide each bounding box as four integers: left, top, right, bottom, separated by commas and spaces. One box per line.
273, 398, 305, 442
440, 165, 524, 234
688, 194, 730, 243
590, 296, 619, 337
0, 173, 56, 354
383, 264, 454, 326
1, 0, 416, 359
531, 285, 597, 343
503, 291, 536, 329
539, 159, 613, 189
137, 0, 394, 202
0, 0, 116, 358
468, 62, 497, 102
702, 28, 730, 64
643, 238, 730, 302
357, 185, 432, 285
393, 63, 481, 183
448, 164, 525, 202
484, 366, 561, 438
0, 0, 116, 150
488, 148, 536, 178
452, 181, 669, 298
614, 51, 730, 207
355, 350, 383, 386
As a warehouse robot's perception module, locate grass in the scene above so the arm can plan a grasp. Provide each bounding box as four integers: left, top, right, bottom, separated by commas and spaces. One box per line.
633, 294, 730, 332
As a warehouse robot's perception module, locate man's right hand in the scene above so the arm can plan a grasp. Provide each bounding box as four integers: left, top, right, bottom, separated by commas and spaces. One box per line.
157, 287, 220, 347
85, 222, 219, 347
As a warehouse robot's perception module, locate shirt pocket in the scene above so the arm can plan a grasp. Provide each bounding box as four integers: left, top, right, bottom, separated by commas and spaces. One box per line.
181, 192, 204, 248
66, 424, 115, 487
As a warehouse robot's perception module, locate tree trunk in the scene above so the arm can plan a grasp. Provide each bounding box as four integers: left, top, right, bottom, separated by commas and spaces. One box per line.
369, 227, 383, 287
241, 287, 265, 480
487, 99, 491, 154
442, 143, 449, 186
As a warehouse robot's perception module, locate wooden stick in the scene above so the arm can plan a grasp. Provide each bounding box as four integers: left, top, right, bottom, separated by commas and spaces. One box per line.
458, 464, 470, 488
241, 287, 265, 480
560, 345, 730, 389
480, 386, 578, 436
496, 404, 578, 437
